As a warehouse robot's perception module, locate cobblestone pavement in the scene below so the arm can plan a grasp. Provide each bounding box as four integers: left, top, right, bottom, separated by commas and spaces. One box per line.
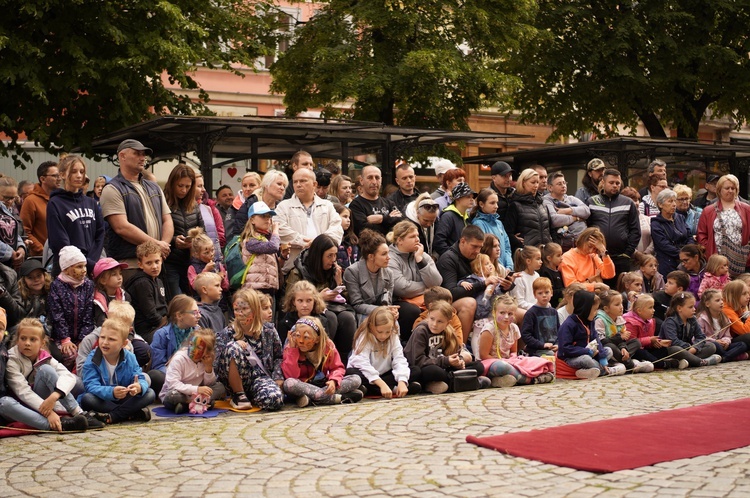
2, 362, 750, 498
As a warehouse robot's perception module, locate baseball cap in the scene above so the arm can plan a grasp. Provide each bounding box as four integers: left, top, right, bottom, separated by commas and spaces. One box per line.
491, 161, 513, 176
587, 158, 606, 171
706, 174, 720, 184
247, 201, 276, 217
117, 139, 153, 155
93, 257, 129, 280
451, 183, 477, 202
19, 259, 46, 278
434, 159, 457, 176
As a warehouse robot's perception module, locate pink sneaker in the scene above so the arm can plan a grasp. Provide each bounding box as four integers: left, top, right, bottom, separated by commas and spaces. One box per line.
735, 353, 749, 362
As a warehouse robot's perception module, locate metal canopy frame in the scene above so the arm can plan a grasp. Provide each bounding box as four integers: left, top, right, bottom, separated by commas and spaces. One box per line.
83, 115, 528, 186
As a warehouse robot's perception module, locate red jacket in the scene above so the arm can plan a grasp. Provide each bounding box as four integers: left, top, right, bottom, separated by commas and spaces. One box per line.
281, 339, 345, 387
623, 310, 656, 348
697, 202, 750, 265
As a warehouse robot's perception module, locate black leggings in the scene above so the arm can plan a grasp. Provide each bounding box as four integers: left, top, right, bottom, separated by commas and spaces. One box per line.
415, 360, 484, 386
603, 338, 641, 369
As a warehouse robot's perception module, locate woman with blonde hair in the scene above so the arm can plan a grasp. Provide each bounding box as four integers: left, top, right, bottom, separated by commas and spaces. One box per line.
697, 174, 750, 276
503, 168, 552, 250
229, 169, 289, 239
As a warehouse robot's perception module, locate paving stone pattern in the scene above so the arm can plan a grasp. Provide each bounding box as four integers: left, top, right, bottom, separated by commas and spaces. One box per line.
2, 362, 750, 497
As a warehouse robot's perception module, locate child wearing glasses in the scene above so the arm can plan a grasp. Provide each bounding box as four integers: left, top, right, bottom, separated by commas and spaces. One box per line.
148, 295, 201, 396
215, 289, 284, 410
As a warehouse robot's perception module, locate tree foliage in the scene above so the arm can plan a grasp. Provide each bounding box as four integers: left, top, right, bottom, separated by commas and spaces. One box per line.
0, 0, 280, 165
510, 0, 750, 140
270, 0, 536, 130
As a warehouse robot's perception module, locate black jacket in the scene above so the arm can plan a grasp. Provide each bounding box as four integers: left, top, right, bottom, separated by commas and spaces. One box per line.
490, 184, 515, 222
433, 208, 466, 255
0, 262, 24, 330
166, 205, 204, 268
436, 242, 486, 302
125, 270, 167, 342
586, 192, 641, 258
503, 192, 552, 250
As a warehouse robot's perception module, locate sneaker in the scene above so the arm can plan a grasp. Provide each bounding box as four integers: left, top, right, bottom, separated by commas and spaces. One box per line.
131, 408, 151, 422
425, 381, 449, 394
296, 395, 310, 408
60, 414, 88, 432
88, 411, 111, 425
736, 353, 749, 361
575, 368, 600, 380
173, 402, 187, 414
341, 390, 364, 404
632, 360, 654, 374
533, 373, 555, 384
678, 359, 690, 370
83, 413, 106, 429
606, 364, 627, 376
701, 354, 722, 367
407, 381, 422, 395
490, 375, 518, 388
477, 376, 492, 389
358, 385, 369, 398
231, 392, 253, 410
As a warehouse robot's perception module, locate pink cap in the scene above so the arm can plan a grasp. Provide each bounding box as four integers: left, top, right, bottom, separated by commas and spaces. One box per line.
93, 257, 128, 280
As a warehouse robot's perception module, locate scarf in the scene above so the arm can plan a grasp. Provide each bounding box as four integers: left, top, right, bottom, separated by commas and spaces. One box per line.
58, 272, 85, 289
172, 324, 194, 352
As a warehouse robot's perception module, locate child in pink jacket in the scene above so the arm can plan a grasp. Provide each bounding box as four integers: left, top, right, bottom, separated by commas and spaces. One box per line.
281, 317, 362, 407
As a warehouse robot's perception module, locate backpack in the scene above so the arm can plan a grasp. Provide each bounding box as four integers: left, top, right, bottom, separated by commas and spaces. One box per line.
223, 235, 256, 290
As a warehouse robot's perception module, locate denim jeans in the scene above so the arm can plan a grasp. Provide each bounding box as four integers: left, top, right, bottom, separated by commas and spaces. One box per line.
80, 389, 156, 424
0, 364, 82, 430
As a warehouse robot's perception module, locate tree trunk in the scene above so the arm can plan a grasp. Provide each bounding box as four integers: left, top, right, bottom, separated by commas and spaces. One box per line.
635, 109, 668, 138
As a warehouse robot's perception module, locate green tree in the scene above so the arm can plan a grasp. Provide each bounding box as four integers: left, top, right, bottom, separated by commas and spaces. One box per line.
0, 0, 279, 165
270, 0, 536, 130
511, 0, 750, 140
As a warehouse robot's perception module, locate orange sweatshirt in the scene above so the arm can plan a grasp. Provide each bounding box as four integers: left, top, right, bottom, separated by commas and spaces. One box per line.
722, 304, 750, 337
559, 248, 616, 292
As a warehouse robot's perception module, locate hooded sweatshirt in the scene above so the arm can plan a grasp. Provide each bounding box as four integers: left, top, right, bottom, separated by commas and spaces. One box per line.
47, 188, 104, 274
125, 269, 167, 340
558, 291, 605, 361
198, 301, 226, 333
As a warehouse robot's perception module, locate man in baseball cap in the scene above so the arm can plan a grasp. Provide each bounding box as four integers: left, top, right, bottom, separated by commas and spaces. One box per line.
575, 158, 606, 204
116, 139, 153, 156
490, 161, 515, 221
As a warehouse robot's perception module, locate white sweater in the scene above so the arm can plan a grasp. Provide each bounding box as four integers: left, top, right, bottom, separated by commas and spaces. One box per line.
347, 334, 410, 384
510, 271, 539, 310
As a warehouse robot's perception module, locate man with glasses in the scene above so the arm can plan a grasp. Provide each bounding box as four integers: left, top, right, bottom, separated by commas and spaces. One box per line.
543, 172, 591, 251
20, 161, 59, 257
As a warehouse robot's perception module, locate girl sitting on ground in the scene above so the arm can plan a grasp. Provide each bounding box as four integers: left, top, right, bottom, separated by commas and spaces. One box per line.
215, 289, 284, 410
659, 291, 721, 368
510, 245, 542, 311
159, 328, 226, 413
278, 280, 336, 343
282, 316, 363, 407
477, 294, 554, 388
1, 318, 101, 432
593, 290, 653, 374
404, 301, 489, 394
346, 306, 420, 398
634, 252, 664, 293
617, 272, 644, 313
623, 294, 682, 370
696, 289, 748, 362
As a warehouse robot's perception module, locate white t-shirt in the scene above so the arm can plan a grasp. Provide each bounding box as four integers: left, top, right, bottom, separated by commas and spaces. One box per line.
105, 360, 117, 384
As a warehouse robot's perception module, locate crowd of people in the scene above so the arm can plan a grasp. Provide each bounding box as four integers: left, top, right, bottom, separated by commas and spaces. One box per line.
0, 143, 748, 433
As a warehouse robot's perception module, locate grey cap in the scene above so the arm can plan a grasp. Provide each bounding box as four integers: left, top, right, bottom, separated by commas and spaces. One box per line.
117, 139, 153, 155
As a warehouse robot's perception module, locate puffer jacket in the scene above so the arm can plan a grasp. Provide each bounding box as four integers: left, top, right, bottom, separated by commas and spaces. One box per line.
166, 205, 204, 268
503, 192, 552, 250
242, 232, 280, 290
47, 277, 95, 344
387, 244, 442, 299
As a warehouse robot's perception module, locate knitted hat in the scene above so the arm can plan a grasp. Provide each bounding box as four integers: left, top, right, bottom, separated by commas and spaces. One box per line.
59, 246, 86, 271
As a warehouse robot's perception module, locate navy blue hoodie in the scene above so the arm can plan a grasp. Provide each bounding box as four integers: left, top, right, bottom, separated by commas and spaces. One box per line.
558, 291, 606, 361
47, 188, 104, 274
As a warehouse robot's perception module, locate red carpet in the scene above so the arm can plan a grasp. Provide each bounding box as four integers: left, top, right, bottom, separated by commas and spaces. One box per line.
0, 422, 40, 438
466, 398, 750, 473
